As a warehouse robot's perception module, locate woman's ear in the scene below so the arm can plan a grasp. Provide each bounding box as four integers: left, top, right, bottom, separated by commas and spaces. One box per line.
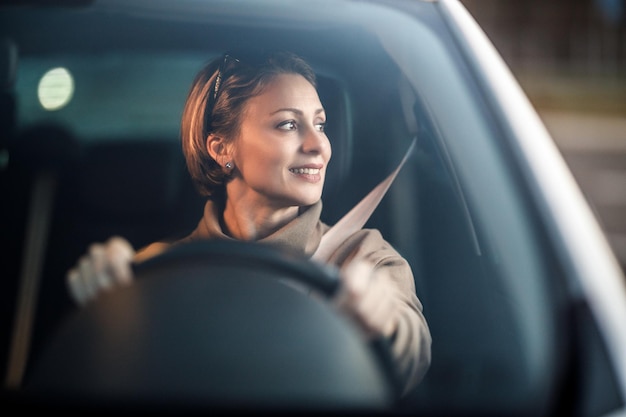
206, 133, 230, 167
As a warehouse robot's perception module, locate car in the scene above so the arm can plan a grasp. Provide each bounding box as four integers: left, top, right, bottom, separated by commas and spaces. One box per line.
1, 0, 625, 415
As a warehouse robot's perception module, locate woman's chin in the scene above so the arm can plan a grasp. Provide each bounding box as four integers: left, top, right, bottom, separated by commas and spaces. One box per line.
290, 193, 322, 208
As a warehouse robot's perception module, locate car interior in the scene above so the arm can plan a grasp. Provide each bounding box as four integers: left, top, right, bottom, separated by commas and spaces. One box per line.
1, 1, 624, 416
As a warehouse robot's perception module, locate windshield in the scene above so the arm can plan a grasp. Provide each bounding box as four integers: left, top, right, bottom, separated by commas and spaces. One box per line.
0, 1, 571, 415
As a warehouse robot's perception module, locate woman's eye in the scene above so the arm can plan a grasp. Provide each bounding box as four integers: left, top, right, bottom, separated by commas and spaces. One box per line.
277, 120, 297, 130
315, 122, 326, 132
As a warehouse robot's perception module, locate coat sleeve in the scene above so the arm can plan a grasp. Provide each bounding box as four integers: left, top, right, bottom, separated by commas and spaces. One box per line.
327, 228, 431, 396
133, 241, 172, 263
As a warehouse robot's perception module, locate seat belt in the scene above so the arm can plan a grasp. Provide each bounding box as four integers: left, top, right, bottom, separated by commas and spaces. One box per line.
312, 138, 416, 263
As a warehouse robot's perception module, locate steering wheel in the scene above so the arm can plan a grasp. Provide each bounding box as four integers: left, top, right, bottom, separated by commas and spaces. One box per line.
133, 239, 341, 296
25, 240, 397, 411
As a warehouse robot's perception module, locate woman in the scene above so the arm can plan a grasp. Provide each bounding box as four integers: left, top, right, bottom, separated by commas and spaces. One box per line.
67, 50, 431, 395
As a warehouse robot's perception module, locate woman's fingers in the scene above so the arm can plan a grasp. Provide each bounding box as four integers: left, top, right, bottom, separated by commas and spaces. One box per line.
66, 236, 135, 305
79, 252, 100, 302
362, 278, 399, 337
334, 260, 400, 339
88, 243, 111, 291
336, 260, 370, 305
67, 266, 87, 306
104, 237, 135, 286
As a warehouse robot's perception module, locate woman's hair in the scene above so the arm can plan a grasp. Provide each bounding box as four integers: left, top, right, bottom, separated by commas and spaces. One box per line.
181, 50, 317, 198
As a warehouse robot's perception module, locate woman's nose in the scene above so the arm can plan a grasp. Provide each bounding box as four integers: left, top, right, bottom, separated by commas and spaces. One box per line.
301, 126, 330, 156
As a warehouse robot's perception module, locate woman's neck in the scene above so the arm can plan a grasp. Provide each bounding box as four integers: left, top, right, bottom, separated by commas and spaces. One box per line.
221, 195, 299, 241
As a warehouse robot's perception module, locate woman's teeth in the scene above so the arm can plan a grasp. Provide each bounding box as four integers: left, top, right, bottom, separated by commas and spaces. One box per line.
290, 168, 320, 174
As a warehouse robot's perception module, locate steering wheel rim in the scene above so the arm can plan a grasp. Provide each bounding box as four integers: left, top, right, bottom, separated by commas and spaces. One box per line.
132, 239, 342, 297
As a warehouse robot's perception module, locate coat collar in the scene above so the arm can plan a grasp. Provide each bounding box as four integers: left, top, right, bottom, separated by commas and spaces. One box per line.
185, 199, 327, 257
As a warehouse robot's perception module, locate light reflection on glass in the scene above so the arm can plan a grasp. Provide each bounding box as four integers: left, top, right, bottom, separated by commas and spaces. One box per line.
38, 67, 74, 111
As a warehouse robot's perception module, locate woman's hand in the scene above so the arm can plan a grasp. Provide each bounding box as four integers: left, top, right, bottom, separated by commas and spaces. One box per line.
333, 259, 401, 340
66, 236, 135, 306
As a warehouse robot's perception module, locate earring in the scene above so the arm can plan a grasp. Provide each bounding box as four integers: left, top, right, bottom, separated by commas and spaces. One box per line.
225, 162, 232, 169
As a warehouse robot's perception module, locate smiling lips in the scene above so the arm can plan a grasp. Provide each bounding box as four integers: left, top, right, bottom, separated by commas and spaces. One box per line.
289, 166, 323, 182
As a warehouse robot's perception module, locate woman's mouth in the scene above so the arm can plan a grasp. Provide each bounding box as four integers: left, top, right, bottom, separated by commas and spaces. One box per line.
289, 167, 320, 175
289, 166, 323, 183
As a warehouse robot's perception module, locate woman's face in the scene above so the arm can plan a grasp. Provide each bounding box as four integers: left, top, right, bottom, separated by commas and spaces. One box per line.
228, 73, 331, 209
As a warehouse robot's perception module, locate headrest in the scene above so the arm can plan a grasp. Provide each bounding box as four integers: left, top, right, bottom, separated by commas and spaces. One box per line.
0, 38, 18, 91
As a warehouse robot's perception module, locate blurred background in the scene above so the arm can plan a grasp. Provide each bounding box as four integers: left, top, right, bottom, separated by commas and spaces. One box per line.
461, 0, 626, 272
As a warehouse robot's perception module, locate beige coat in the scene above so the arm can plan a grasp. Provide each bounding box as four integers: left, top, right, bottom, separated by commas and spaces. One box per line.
136, 199, 431, 395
